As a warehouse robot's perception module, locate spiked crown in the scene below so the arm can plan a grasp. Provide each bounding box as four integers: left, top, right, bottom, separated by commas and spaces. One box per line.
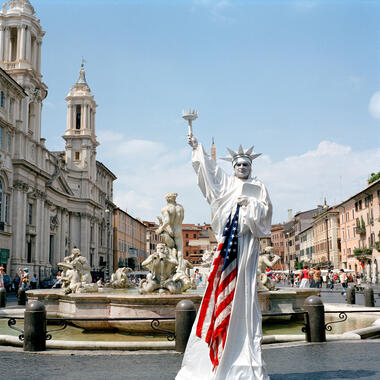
220, 145, 262, 166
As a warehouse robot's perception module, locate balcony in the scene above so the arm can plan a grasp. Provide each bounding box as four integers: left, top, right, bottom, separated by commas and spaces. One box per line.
354, 227, 366, 236
353, 247, 372, 262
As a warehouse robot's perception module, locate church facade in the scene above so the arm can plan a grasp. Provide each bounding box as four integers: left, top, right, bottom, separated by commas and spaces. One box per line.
0, 0, 116, 280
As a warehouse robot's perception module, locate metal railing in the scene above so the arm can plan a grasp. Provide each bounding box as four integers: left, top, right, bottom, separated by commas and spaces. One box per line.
3, 316, 176, 342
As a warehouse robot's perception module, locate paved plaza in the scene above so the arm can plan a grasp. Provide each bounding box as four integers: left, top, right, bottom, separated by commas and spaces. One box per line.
1, 341, 380, 380
1, 290, 380, 379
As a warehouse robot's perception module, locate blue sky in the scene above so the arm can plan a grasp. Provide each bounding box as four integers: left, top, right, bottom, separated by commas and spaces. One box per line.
32, 0, 380, 224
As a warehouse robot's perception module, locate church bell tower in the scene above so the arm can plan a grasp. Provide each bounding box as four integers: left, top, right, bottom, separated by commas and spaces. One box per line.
63, 63, 98, 182
0, 0, 47, 141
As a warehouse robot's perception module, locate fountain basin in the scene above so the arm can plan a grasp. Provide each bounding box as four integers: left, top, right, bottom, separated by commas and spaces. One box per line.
27, 289, 202, 333
27, 287, 319, 333
259, 288, 320, 317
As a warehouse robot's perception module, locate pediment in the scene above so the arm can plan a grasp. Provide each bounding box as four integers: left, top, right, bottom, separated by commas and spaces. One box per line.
46, 172, 74, 196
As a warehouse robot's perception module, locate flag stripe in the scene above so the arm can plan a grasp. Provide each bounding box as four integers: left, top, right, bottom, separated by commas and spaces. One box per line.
196, 205, 240, 370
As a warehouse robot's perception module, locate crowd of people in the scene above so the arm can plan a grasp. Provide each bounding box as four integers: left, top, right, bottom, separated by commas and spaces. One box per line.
267, 266, 366, 295
0, 267, 40, 293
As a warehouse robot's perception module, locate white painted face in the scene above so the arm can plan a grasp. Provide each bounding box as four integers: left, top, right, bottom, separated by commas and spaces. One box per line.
233, 158, 251, 179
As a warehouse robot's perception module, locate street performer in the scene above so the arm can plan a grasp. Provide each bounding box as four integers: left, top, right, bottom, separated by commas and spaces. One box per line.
176, 133, 272, 380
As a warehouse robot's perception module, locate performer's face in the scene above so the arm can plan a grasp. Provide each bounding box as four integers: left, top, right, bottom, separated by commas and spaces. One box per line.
234, 161, 251, 179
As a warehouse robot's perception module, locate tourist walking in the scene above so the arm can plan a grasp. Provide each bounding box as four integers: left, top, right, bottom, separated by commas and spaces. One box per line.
328, 270, 335, 290
0, 266, 4, 289
312, 266, 322, 288
339, 269, 347, 296
299, 266, 310, 288
21, 268, 30, 290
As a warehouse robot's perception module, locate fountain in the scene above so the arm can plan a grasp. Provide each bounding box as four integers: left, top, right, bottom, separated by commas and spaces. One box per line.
27, 193, 201, 333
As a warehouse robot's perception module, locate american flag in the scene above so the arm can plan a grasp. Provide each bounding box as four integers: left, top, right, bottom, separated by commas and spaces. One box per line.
196, 205, 240, 370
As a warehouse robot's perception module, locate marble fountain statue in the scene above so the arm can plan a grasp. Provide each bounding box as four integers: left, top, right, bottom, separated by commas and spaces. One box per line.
27, 188, 319, 334
138, 192, 193, 294
26, 193, 201, 333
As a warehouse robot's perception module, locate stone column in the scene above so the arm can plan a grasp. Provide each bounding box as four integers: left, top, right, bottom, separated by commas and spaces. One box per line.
34, 197, 42, 265
92, 110, 96, 133
26, 27, 31, 63
66, 104, 71, 131
0, 26, 5, 61
4, 27, 10, 61
20, 25, 26, 60
68, 212, 73, 252
12, 183, 28, 265
80, 213, 89, 259
60, 210, 66, 262
35, 101, 42, 140
93, 221, 99, 270
71, 104, 75, 130
45, 204, 51, 270
82, 104, 87, 129
53, 208, 59, 267
36, 40, 41, 73
31, 37, 36, 69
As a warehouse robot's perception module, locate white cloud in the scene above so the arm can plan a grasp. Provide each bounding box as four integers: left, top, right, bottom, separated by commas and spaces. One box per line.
97, 134, 380, 227
348, 76, 362, 87
192, 0, 234, 22
369, 91, 380, 119
293, 0, 318, 11
254, 141, 380, 223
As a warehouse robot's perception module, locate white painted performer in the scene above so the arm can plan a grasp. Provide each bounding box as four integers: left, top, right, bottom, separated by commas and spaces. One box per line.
176, 134, 272, 380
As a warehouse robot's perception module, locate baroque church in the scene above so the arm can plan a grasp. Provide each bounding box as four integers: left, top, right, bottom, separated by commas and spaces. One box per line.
0, 0, 116, 280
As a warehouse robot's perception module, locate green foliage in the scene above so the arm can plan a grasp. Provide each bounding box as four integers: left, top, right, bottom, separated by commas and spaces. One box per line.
368, 171, 380, 184
375, 241, 380, 252
360, 217, 366, 230
353, 247, 373, 257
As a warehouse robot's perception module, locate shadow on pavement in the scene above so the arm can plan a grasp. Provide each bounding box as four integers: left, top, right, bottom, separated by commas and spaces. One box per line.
270, 369, 378, 380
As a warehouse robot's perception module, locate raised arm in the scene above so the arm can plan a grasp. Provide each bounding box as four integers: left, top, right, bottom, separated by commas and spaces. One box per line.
188, 134, 230, 205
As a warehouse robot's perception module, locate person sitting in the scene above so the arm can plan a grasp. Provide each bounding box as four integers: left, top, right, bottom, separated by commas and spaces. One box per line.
52, 271, 63, 288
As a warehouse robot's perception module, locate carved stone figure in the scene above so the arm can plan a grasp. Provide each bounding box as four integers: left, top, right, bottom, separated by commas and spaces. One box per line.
107, 267, 135, 288
58, 247, 98, 294
139, 193, 192, 294
173, 257, 193, 292
156, 192, 184, 265
201, 246, 216, 268
61, 265, 82, 294
139, 243, 183, 294
257, 246, 281, 292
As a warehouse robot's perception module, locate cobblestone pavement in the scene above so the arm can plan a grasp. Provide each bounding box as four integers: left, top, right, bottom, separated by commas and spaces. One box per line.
1, 341, 380, 380
2, 291, 380, 379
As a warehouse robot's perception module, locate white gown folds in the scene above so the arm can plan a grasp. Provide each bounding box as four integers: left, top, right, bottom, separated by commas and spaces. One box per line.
176, 144, 273, 380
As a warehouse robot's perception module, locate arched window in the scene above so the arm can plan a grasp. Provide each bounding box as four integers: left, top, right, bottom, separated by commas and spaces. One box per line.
76, 105, 81, 129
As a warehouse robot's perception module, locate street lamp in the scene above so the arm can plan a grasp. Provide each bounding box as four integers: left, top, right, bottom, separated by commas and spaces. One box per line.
105, 207, 111, 280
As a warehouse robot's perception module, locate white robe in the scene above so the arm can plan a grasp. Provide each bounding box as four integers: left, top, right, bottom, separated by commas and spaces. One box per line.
176, 144, 272, 380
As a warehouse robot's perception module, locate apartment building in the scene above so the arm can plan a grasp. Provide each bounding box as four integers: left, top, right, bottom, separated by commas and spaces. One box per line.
113, 208, 147, 270
312, 207, 340, 269
337, 177, 380, 281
